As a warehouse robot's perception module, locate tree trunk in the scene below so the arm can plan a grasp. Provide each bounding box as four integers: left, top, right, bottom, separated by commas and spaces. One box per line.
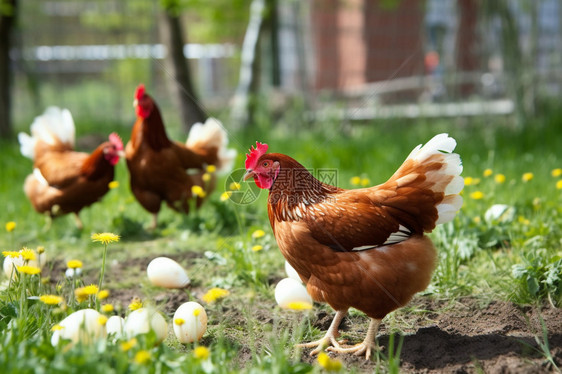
159, 9, 207, 132
0, 0, 16, 139
230, 0, 266, 129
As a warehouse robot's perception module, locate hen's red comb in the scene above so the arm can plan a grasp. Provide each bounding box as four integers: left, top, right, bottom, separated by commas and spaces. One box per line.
109, 132, 124, 151
135, 84, 145, 101
245, 142, 268, 170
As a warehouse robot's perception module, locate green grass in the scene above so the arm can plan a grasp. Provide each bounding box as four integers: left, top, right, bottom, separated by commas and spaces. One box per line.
0, 108, 561, 373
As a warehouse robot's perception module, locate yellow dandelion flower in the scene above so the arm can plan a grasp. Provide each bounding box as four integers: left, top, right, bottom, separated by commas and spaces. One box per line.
5, 221, 16, 232
97, 289, 110, 300
51, 324, 63, 332
36, 246, 45, 254
174, 318, 185, 326
108, 181, 120, 189
128, 299, 143, 311
317, 352, 343, 371
360, 178, 370, 187
101, 304, 114, 313
464, 177, 474, 186
202, 287, 230, 303
19, 248, 36, 261
229, 182, 241, 191
556, 180, 562, 190
552, 168, 562, 178
287, 301, 313, 310
97, 315, 108, 326
202, 173, 211, 182
91, 232, 120, 245
191, 185, 206, 198
472, 216, 481, 224
193, 308, 201, 317
17, 265, 41, 275
483, 168, 493, 177
2, 251, 20, 258
40, 294, 63, 305
469, 191, 484, 200
350, 176, 361, 186
193, 346, 210, 360
120, 338, 137, 352
134, 350, 151, 365
82, 284, 99, 295
494, 174, 506, 184
252, 229, 265, 239
75, 285, 98, 302
251, 245, 263, 252
206, 165, 216, 173
220, 191, 232, 201
522, 172, 534, 182
66, 259, 83, 269
518, 216, 530, 225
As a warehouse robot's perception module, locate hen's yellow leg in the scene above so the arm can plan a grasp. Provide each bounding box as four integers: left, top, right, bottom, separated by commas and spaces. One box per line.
327, 318, 381, 360
296, 310, 347, 356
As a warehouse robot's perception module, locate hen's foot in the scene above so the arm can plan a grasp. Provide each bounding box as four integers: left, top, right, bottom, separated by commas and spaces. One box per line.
296, 336, 347, 356
327, 341, 381, 360
327, 318, 382, 360
296, 310, 348, 356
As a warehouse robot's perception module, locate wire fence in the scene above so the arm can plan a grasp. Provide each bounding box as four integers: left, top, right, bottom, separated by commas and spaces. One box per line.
10, 0, 562, 127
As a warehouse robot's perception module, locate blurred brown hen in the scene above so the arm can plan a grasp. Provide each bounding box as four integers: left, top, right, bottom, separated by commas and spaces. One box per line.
243, 135, 463, 359
125, 84, 235, 229
18, 107, 124, 229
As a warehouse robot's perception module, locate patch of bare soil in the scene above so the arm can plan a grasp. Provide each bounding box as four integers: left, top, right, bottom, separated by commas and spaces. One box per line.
46, 255, 561, 373
301, 298, 562, 373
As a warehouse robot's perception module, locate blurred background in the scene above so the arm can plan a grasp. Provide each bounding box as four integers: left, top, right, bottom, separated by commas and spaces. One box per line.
0, 0, 561, 137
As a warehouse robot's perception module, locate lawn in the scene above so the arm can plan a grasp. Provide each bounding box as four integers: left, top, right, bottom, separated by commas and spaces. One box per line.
0, 110, 561, 373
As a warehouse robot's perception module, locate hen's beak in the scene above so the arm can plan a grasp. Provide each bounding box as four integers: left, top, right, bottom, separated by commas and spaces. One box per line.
118, 150, 126, 158
133, 99, 138, 108
243, 170, 255, 181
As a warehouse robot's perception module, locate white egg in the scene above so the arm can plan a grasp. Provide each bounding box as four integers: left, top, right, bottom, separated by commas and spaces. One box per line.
172, 301, 207, 344
147, 257, 190, 289
484, 204, 515, 223
105, 315, 125, 336
284, 261, 302, 283
3, 252, 46, 279
123, 308, 168, 343
51, 309, 106, 346
274, 278, 313, 309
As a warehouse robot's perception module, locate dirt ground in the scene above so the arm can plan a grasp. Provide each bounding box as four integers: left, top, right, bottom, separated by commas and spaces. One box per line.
50, 255, 562, 373
306, 298, 562, 373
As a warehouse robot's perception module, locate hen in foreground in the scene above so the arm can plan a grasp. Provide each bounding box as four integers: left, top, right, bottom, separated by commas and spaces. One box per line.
126, 84, 235, 228
244, 134, 463, 359
18, 107, 124, 229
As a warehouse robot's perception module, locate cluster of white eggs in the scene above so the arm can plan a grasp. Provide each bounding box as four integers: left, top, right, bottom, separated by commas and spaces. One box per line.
51, 257, 206, 347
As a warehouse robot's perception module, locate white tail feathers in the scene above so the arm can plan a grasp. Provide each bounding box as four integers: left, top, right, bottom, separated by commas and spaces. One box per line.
407, 133, 464, 225
18, 107, 75, 160
186, 117, 237, 173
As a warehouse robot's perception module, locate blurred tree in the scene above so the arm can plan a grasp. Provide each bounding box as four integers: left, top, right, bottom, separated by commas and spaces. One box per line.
0, 0, 17, 139
231, 0, 277, 129
483, 0, 537, 125
160, 0, 207, 130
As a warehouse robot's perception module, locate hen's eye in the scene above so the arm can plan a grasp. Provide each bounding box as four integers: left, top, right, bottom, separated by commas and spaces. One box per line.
262, 161, 269, 167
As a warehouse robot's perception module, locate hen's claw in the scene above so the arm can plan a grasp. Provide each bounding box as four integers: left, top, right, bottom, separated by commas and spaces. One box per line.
327, 341, 381, 360
296, 336, 346, 356
296, 310, 348, 356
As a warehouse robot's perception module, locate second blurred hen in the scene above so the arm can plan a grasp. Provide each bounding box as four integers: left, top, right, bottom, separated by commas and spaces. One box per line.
126, 84, 235, 228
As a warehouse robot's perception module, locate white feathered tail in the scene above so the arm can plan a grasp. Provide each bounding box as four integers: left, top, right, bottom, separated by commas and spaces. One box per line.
18, 107, 75, 160
404, 133, 464, 224
186, 117, 237, 174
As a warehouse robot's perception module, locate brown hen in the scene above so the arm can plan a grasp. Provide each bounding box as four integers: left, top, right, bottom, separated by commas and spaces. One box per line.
243, 135, 463, 359
126, 84, 235, 228
18, 107, 123, 229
